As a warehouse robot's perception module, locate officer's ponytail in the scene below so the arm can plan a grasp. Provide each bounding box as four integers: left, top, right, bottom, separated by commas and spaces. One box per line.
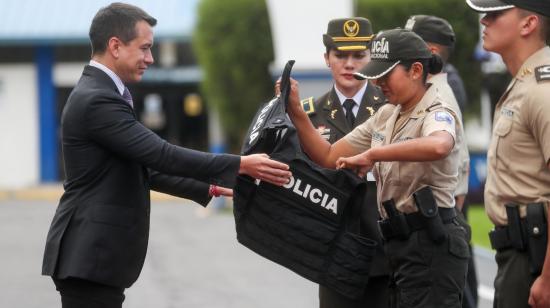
401, 54, 443, 84
428, 54, 443, 75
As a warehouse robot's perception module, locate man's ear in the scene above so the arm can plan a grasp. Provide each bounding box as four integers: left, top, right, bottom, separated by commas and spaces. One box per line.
520, 14, 539, 37
107, 37, 121, 59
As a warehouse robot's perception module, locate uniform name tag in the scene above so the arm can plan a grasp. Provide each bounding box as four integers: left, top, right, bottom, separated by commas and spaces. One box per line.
372, 131, 385, 142
500, 108, 514, 118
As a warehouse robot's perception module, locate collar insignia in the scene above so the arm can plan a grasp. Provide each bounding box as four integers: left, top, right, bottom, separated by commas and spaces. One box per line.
366, 107, 375, 117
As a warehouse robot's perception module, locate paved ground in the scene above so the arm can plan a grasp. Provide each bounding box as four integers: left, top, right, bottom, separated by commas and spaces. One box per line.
0, 196, 496, 308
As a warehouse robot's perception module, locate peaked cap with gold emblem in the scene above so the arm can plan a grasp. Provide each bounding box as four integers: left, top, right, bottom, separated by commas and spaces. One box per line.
323, 17, 374, 51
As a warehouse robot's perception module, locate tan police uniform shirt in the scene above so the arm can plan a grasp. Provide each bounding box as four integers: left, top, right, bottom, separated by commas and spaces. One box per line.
485, 46, 550, 226
429, 73, 470, 196
344, 85, 460, 217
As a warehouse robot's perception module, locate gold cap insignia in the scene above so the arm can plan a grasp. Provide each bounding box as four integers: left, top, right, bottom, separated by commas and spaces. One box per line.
373, 96, 379, 101
343, 20, 359, 37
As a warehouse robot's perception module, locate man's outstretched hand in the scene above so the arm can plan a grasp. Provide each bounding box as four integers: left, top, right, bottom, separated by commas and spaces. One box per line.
240, 153, 291, 186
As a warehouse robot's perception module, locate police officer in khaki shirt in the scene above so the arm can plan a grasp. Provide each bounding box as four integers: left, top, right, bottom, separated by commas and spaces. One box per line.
281, 29, 469, 308
300, 17, 388, 308
405, 15, 471, 209
405, 15, 479, 308
466, 1, 550, 307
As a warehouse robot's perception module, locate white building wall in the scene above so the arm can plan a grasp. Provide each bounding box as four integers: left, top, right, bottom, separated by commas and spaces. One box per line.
266, 0, 353, 72
266, 0, 354, 98
0, 64, 39, 188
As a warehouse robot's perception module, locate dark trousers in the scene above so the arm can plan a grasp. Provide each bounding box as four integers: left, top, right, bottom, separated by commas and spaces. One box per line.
53, 277, 125, 308
457, 207, 479, 308
319, 275, 390, 308
493, 249, 536, 308
386, 223, 469, 308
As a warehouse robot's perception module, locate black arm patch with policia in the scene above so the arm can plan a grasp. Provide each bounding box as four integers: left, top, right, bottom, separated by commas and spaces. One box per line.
235, 61, 377, 299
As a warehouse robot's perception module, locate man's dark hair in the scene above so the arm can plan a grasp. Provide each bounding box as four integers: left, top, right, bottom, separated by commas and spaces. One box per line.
89, 2, 157, 55
537, 14, 550, 44
517, 9, 550, 44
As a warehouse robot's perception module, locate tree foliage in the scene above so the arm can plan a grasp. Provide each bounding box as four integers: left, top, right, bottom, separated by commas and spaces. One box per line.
357, 0, 482, 116
193, 0, 274, 153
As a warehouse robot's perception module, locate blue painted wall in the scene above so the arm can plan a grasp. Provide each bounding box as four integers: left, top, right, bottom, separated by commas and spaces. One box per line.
36, 46, 58, 182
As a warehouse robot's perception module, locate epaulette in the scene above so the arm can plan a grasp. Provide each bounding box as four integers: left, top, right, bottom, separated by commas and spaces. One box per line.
535, 65, 550, 83
301, 97, 315, 115
425, 102, 442, 112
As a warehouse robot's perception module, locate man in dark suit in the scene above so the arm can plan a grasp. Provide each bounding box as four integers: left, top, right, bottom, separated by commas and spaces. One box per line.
300, 17, 388, 308
41, 3, 291, 308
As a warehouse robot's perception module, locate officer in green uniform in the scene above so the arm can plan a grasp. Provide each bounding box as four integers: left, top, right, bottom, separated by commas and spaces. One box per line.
300, 17, 388, 308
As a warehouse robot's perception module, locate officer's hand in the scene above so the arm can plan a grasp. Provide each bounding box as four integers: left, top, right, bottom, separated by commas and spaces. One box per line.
335, 151, 374, 178
529, 275, 550, 308
275, 77, 302, 118
239, 153, 292, 186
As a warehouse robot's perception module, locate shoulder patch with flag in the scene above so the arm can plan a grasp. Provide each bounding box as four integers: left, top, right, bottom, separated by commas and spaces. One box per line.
435, 111, 453, 124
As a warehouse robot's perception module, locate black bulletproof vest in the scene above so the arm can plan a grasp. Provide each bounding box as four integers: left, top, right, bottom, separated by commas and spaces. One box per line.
233, 61, 377, 299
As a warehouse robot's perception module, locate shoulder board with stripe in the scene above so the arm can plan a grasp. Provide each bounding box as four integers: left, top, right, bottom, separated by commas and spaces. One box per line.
535, 65, 550, 83
425, 102, 442, 112
301, 97, 315, 115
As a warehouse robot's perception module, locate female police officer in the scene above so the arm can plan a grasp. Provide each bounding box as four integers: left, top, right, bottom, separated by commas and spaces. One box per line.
302, 17, 389, 308
281, 29, 469, 307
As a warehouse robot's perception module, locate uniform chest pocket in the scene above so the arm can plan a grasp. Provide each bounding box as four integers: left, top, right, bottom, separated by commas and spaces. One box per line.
494, 118, 513, 137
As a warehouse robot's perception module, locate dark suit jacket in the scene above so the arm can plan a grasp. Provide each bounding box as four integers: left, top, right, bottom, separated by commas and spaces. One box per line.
42, 65, 240, 288
306, 83, 389, 277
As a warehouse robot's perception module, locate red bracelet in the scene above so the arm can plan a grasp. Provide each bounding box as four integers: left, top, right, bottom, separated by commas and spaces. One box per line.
209, 185, 221, 197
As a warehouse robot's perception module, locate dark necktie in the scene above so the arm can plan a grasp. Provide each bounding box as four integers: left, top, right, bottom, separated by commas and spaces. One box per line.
343, 99, 356, 127
122, 87, 133, 108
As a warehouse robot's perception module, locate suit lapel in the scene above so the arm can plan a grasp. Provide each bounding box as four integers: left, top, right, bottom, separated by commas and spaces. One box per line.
83, 65, 120, 94
322, 88, 350, 134
83, 65, 137, 117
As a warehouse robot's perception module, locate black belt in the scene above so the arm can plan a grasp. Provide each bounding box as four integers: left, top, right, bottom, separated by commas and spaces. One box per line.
379, 207, 457, 240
